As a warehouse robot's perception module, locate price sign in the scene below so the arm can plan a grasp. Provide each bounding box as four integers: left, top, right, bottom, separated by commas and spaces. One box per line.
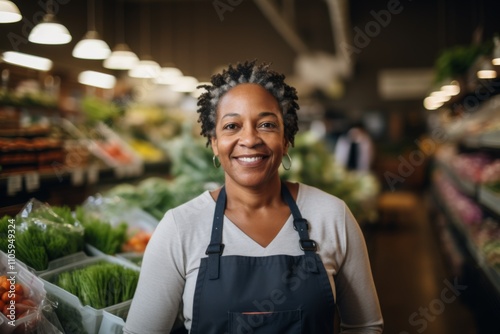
25, 172, 40, 192
7, 174, 22, 195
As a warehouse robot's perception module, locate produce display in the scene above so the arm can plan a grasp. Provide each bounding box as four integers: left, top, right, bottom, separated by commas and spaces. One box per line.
75, 207, 128, 255
434, 170, 500, 273
0, 275, 37, 320
54, 262, 139, 309
433, 171, 483, 226
105, 175, 217, 221
122, 231, 151, 253
0, 200, 84, 271
282, 132, 380, 222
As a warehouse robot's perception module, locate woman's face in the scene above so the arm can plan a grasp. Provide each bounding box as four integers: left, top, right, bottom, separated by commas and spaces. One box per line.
211, 83, 288, 189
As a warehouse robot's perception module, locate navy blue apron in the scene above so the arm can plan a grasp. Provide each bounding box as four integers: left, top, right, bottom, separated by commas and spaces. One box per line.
190, 182, 336, 334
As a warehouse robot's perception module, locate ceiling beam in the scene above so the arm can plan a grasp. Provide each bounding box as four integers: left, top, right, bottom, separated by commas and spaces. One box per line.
253, 0, 309, 54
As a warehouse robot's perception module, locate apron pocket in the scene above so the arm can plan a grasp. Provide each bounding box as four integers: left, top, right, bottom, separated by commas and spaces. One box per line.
228, 310, 302, 334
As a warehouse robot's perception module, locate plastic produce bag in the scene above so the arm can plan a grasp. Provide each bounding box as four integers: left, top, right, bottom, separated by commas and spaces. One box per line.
0, 199, 84, 271
77, 194, 158, 255
0, 251, 64, 334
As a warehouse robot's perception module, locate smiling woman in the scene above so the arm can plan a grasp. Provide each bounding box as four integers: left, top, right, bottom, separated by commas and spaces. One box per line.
123, 60, 384, 334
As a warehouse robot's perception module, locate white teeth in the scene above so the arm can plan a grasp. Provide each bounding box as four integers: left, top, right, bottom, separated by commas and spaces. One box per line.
238, 156, 262, 162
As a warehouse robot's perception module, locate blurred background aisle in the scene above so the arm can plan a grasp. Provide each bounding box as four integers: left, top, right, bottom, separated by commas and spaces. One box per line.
1, 0, 500, 333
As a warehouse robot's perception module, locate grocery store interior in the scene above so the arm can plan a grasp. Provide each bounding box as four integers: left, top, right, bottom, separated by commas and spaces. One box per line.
1, 0, 500, 333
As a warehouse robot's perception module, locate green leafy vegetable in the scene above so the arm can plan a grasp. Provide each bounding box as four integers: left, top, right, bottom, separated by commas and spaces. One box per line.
55, 262, 139, 309
75, 207, 128, 255
0, 204, 84, 271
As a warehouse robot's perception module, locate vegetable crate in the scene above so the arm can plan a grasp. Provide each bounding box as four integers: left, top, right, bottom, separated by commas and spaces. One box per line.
0, 251, 47, 334
39, 255, 140, 334
98, 310, 126, 334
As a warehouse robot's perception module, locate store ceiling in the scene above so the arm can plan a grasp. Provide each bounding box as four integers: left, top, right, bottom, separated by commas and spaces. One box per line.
0, 0, 499, 114
0, 0, 338, 78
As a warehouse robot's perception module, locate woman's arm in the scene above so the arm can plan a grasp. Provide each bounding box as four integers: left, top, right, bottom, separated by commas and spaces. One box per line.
123, 211, 185, 333
335, 204, 384, 333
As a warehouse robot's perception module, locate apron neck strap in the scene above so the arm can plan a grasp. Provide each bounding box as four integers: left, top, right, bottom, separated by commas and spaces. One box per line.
281, 182, 318, 273
206, 182, 318, 280
205, 186, 226, 280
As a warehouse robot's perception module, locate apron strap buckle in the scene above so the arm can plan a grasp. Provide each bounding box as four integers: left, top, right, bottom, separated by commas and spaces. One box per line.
206, 243, 225, 255
293, 218, 309, 231
299, 239, 317, 252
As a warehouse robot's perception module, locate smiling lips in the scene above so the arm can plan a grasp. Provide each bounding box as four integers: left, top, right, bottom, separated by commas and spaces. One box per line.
235, 155, 266, 164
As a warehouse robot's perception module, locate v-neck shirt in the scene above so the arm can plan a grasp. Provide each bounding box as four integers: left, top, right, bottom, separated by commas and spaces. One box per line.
123, 183, 384, 334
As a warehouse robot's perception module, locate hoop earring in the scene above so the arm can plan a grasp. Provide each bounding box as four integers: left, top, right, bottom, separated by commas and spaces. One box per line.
213, 155, 221, 168
282, 153, 292, 170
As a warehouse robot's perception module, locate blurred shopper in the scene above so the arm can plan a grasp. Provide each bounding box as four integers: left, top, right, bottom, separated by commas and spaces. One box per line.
334, 121, 374, 172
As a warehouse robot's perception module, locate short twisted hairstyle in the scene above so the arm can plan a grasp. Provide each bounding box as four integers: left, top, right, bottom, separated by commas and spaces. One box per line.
196, 60, 300, 147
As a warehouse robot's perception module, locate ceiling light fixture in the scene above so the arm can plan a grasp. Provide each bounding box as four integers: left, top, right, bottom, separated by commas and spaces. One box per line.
78, 70, 116, 89
0, 0, 21, 23
28, 0, 71, 44
128, 57, 160, 79
477, 56, 497, 79
2, 51, 53, 71
73, 0, 110, 59
171, 76, 199, 93
103, 0, 138, 70
155, 66, 183, 85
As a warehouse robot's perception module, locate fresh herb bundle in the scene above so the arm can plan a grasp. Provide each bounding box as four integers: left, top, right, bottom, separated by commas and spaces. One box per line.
75, 207, 128, 255
0, 206, 84, 271
55, 262, 139, 309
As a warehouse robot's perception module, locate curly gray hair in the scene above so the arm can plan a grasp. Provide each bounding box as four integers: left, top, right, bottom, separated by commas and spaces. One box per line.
196, 60, 300, 147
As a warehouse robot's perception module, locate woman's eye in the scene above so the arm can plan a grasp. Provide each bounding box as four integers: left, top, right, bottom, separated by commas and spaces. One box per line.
260, 122, 277, 129
223, 123, 238, 130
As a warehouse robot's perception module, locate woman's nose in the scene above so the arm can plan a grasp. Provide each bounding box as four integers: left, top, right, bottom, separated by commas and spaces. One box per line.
239, 126, 262, 147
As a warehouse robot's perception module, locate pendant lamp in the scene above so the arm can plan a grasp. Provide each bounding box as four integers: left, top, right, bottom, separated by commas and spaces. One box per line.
73, 0, 110, 59
104, 0, 138, 70
0, 0, 21, 23
155, 66, 183, 85
128, 2, 160, 79
28, 0, 71, 44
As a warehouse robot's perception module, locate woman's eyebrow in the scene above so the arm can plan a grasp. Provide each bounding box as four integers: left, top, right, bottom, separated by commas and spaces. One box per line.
221, 112, 240, 120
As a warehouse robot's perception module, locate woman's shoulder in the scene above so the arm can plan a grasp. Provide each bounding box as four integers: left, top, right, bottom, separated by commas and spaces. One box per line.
297, 182, 346, 208
169, 189, 215, 217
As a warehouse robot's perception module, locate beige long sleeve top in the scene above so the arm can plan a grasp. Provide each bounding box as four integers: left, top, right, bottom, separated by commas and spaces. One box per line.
123, 183, 384, 333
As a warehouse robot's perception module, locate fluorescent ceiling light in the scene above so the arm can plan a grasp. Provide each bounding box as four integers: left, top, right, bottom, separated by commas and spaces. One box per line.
72, 31, 111, 60
128, 59, 160, 78
103, 43, 139, 70
0, 0, 21, 23
155, 67, 183, 85
2, 51, 52, 71
28, 14, 71, 45
78, 70, 116, 89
